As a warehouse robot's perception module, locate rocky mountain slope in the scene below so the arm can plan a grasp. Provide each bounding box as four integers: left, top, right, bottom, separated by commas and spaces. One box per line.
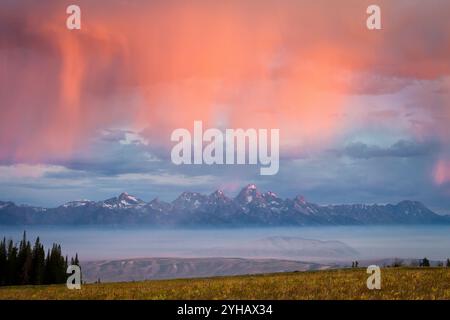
1, 185, 448, 225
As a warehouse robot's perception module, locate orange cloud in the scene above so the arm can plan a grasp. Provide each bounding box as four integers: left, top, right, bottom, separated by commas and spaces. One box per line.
1, 0, 450, 164
434, 160, 450, 185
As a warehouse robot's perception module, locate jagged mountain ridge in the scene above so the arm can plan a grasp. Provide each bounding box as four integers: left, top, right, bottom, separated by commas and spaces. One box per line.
0, 184, 448, 225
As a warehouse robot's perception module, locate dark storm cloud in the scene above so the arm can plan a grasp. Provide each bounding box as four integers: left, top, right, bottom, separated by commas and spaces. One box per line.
333, 140, 440, 159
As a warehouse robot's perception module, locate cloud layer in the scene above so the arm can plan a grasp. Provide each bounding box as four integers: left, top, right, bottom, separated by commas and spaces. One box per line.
1, 0, 450, 211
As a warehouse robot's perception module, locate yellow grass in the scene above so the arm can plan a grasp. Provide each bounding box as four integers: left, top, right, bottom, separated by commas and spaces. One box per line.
0, 268, 449, 300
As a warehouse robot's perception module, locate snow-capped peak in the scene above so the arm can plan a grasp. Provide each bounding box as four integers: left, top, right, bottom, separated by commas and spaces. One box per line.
235, 184, 263, 204
0, 201, 14, 209
264, 191, 278, 198
61, 199, 92, 208
101, 192, 145, 208
211, 189, 225, 197
294, 195, 307, 205
118, 192, 140, 203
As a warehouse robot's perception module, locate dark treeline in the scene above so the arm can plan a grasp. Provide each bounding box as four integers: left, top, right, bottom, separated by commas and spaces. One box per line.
0, 231, 79, 286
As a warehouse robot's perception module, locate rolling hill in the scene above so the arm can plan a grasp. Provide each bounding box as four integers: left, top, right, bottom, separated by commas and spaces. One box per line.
1, 184, 448, 225
0, 267, 449, 300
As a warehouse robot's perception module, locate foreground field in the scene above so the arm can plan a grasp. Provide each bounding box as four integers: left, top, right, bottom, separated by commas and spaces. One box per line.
0, 268, 449, 300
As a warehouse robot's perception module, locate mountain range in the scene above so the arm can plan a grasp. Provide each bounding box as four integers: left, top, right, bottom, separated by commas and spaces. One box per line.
0, 184, 448, 225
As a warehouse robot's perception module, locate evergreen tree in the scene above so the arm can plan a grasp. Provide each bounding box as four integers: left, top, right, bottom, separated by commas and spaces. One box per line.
6, 239, 18, 285
421, 257, 430, 267
45, 243, 67, 284
17, 231, 33, 284
0, 238, 7, 285
44, 248, 51, 284
72, 252, 81, 282
56, 245, 66, 283
447, 258, 450, 267
0, 233, 79, 286
30, 237, 45, 284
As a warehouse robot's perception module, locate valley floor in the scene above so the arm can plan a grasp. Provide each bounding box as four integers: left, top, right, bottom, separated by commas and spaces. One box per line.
0, 267, 449, 300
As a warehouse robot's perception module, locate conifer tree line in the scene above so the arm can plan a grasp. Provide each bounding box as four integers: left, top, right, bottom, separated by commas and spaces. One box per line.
0, 231, 79, 286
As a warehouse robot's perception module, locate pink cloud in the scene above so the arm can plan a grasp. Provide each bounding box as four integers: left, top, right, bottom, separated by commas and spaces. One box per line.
434, 160, 450, 186
1, 0, 450, 165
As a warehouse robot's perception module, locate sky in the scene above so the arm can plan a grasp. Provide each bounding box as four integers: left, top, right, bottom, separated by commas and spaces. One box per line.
1, 0, 450, 213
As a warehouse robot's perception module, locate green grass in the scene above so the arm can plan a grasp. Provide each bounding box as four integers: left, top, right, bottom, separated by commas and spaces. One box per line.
0, 268, 449, 300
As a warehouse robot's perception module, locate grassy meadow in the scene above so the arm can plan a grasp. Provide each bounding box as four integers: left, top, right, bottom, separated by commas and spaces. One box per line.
0, 267, 449, 300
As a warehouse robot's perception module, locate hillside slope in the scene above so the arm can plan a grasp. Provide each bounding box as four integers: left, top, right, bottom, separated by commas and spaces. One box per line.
0, 268, 449, 300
